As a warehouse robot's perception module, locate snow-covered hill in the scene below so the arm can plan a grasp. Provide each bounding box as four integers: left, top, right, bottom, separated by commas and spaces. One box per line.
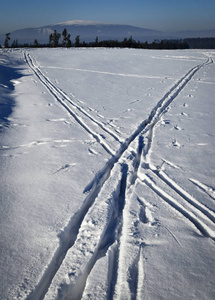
1, 20, 215, 46
0, 20, 168, 45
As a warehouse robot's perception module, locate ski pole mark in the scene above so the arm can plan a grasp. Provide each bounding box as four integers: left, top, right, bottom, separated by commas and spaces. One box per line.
163, 225, 183, 248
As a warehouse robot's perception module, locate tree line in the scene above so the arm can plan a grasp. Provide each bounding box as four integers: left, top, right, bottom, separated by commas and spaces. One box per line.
1, 29, 215, 49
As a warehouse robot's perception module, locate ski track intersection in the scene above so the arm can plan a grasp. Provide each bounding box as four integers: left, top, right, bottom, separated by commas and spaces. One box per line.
0, 48, 215, 300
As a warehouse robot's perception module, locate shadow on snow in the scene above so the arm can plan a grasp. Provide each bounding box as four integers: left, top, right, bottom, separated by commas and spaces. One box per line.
0, 56, 24, 130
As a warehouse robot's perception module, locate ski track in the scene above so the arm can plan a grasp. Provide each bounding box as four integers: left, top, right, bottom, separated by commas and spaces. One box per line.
189, 178, 215, 200
24, 52, 123, 151
22, 51, 215, 299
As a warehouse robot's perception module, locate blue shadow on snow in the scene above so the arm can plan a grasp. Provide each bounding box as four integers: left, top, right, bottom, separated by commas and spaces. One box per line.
0, 62, 24, 129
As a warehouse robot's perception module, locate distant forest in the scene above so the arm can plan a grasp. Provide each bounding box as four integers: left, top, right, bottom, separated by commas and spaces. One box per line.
2, 29, 215, 49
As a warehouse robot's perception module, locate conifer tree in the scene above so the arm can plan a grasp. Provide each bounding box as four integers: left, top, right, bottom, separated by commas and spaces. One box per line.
67, 34, 72, 47
62, 29, 71, 47
11, 39, 18, 48
49, 33, 53, 47
4, 33, 10, 48
75, 35, 80, 47
49, 30, 61, 47
53, 30, 61, 47
95, 36, 99, 46
34, 39, 39, 48
62, 28, 67, 47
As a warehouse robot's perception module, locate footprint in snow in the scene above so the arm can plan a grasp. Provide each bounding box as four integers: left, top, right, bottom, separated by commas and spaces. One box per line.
174, 125, 182, 131
54, 163, 76, 174
129, 99, 140, 104
88, 148, 98, 155
161, 119, 170, 125
180, 112, 189, 116
172, 139, 181, 148
97, 113, 105, 119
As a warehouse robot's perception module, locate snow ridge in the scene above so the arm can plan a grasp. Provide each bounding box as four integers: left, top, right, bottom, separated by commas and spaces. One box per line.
23, 51, 215, 299
56, 20, 105, 26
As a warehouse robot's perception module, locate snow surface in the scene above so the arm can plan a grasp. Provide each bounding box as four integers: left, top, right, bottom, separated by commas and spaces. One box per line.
0, 48, 215, 300
56, 20, 105, 26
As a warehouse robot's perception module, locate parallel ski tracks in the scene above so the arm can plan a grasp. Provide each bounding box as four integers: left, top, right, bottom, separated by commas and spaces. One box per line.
24, 51, 122, 156
23, 51, 214, 300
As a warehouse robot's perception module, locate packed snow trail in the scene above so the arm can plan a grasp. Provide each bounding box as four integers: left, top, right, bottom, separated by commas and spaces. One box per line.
22, 51, 215, 299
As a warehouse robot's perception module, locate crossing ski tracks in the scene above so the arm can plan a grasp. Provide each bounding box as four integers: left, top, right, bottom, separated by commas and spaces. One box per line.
22, 50, 215, 299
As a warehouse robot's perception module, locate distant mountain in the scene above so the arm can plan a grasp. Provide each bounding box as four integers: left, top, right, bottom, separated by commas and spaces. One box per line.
0, 21, 214, 46
0, 20, 167, 45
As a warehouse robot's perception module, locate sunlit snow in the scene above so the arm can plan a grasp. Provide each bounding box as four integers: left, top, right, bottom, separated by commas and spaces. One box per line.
0, 48, 215, 300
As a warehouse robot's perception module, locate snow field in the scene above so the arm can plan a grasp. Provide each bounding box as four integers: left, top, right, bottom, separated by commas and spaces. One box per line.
0, 48, 215, 300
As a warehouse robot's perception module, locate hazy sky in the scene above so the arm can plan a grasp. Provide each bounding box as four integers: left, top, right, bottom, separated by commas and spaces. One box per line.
0, 0, 215, 34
